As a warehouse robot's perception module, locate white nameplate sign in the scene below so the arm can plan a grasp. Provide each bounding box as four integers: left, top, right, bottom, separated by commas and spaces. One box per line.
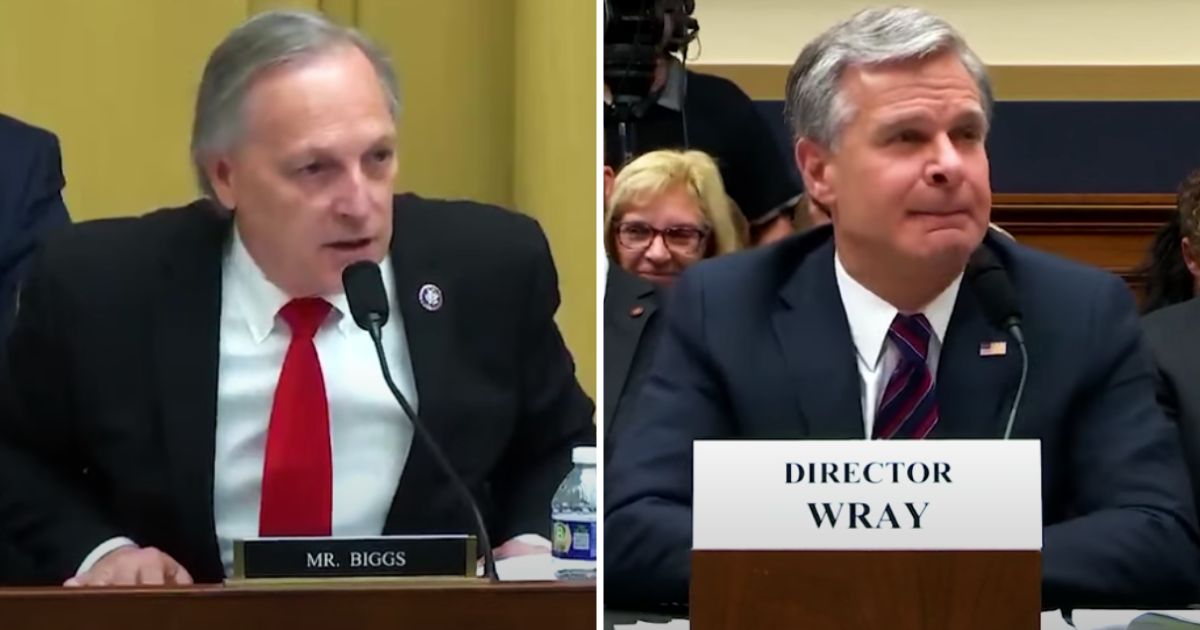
693, 440, 1041, 551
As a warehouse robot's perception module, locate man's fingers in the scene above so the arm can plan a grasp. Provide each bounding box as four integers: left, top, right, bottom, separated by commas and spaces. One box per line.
164, 557, 193, 585
76, 565, 114, 587
67, 546, 193, 587
111, 555, 142, 586
138, 560, 165, 586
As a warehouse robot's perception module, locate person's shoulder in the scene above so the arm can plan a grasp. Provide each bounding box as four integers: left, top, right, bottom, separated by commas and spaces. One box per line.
0, 113, 58, 150
991, 235, 1136, 326
1143, 296, 1200, 338
683, 225, 830, 299
994, 235, 1123, 293
684, 69, 754, 104
393, 193, 547, 262
41, 200, 224, 270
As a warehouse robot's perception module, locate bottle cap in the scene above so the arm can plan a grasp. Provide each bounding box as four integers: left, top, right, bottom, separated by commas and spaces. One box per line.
572, 446, 596, 465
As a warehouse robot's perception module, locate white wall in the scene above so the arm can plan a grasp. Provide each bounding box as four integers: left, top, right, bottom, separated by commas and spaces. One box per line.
691, 0, 1200, 65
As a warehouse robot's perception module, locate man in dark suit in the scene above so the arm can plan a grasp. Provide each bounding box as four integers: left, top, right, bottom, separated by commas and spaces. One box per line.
603, 265, 661, 459
1143, 298, 1200, 513
0, 114, 70, 347
0, 113, 69, 585
606, 6, 1199, 611
0, 10, 593, 586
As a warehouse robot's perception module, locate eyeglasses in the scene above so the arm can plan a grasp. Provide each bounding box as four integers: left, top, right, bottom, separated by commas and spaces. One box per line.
615, 221, 710, 255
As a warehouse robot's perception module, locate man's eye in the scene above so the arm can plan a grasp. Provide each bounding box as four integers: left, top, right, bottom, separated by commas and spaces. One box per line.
893, 130, 925, 143
954, 128, 983, 142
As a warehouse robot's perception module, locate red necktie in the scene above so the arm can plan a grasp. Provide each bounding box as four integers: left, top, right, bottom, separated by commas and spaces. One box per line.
873, 313, 939, 439
259, 298, 333, 536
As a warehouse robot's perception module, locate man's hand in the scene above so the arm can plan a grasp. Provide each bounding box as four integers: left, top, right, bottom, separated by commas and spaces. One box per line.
493, 536, 551, 560
64, 545, 193, 587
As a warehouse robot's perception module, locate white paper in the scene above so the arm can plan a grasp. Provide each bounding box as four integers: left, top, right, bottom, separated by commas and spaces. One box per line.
1071, 610, 1200, 629
613, 611, 1200, 630
612, 621, 690, 629
694, 440, 1042, 550
494, 553, 559, 581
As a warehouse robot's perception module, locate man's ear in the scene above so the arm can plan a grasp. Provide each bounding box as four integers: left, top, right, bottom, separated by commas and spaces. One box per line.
795, 138, 836, 212
205, 154, 238, 210
1183, 237, 1200, 280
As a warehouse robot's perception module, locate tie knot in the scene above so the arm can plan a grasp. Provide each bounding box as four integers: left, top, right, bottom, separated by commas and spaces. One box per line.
888, 313, 934, 363
279, 298, 331, 340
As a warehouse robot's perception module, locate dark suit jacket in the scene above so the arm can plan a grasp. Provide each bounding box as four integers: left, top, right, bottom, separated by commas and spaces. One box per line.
605, 225, 1200, 610
603, 266, 661, 459
1143, 297, 1200, 514
0, 114, 69, 346
0, 195, 594, 584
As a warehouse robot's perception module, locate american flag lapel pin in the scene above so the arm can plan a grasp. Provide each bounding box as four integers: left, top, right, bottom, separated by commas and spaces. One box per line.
979, 340, 1008, 357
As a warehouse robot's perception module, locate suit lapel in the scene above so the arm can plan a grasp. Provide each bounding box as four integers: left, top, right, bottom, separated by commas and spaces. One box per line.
152, 203, 228, 579
931, 274, 1022, 439
382, 196, 455, 530
771, 238, 865, 438
602, 266, 658, 438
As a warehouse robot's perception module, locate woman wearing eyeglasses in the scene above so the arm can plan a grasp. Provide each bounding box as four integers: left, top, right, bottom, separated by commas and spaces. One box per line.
602, 149, 745, 459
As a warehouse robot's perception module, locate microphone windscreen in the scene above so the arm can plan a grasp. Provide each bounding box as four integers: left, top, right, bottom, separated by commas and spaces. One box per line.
342, 261, 390, 331
966, 246, 1021, 329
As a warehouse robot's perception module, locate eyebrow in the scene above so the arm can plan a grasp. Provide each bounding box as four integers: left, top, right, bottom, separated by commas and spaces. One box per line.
286, 134, 397, 160
950, 109, 988, 130
874, 108, 988, 135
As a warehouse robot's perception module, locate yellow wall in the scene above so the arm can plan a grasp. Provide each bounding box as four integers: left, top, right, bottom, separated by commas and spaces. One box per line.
514, 0, 598, 406
0, 0, 244, 216
358, 0, 516, 208
692, 0, 1200, 65
0, 0, 597, 398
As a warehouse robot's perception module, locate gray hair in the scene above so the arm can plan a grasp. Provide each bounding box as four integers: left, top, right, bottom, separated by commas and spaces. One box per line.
190, 10, 401, 202
784, 6, 992, 148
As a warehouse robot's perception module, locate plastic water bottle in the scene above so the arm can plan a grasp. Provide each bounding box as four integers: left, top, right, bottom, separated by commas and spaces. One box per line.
551, 446, 597, 580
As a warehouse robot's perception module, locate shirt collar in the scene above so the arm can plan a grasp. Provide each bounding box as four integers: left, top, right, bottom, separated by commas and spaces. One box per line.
833, 250, 962, 369
224, 227, 397, 344
656, 56, 686, 112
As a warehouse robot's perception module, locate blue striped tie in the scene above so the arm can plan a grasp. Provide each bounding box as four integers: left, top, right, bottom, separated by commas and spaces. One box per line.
873, 313, 939, 439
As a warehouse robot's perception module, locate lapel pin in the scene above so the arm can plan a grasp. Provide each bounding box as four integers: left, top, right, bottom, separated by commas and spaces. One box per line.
418, 283, 443, 312
979, 340, 1007, 357
629, 305, 645, 318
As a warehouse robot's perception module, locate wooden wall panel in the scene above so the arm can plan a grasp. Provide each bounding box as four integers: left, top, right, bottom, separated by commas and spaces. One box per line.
991, 194, 1174, 295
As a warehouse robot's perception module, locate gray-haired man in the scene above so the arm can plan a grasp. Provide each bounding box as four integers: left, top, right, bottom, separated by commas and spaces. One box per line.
605, 6, 1199, 611
0, 10, 593, 586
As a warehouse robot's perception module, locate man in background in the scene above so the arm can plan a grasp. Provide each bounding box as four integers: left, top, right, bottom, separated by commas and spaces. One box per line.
0, 113, 69, 349
604, 0, 803, 244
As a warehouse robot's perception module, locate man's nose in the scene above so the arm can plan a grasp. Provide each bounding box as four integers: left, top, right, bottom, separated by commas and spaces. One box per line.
924, 133, 964, 188
334, 167, 373, 218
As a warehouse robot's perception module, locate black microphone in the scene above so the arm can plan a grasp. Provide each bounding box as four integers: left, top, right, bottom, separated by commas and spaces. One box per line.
342, 261, 497, 580
965, 245, 1028, 440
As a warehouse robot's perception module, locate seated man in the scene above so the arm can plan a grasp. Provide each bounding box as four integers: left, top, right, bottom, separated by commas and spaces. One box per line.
606, 6, 1200, 611
0, 113, 70, 584
1143, 170, 1200, 516
0, 10, 593, 586
0, 113, 70, 348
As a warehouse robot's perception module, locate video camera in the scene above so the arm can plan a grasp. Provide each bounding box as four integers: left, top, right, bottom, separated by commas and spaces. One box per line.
604, 0, 698, 120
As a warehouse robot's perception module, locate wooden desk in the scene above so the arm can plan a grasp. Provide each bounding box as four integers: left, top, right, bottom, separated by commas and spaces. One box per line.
0, 580, 595, 630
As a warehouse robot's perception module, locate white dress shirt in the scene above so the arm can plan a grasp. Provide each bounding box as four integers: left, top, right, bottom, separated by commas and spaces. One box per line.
78, 230, 548, 577
209, 229, 417, 575
833, 252, 962, 438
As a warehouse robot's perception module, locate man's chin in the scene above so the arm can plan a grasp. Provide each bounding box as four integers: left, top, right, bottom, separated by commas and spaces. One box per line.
920, 227, 983, 256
